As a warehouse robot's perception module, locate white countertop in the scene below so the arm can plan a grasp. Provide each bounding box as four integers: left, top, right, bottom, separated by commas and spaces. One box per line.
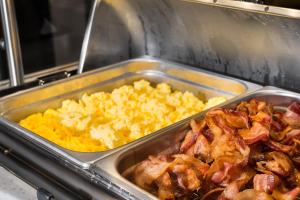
0, 166, 36, 200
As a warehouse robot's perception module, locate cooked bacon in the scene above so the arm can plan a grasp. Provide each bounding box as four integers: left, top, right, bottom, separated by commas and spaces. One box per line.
283, 102, 300, 127
185, 168, 201, 191
271, 112, 285, 132
253, 174, 279, 194
210, 161, 234, 185
250, 111, 272, 129
168, 154, 209, 193
214, 115, 235, 135
193, 134, 211, 163
156, 172, 174, 200
180, 130, 194, 153
233, 167, 256, 188
180, 120, 207, 153
209, 128, 250, 167
129, 100, 300, 200
206, 109, 235, 135
266, 140, 292, 153
249, 144, 266, 163
259, 152, 294, 177
206, 156, 236, 185
185, 144, 195, 157
208, 157, 254, 188
235, 135, 250, 165
172, 154, 210, 176
222, 181, 239, 200
247, 99, 259, 115
291, 139, 300, 159
224, 109, 250, 129
268, 152, 293, 177
272, 187, 300, 200
211, 134, 237, 160
236, 99, 272, 116
133, 155, 171, 190
234, 189, 273, 200
257, 101, 267, 111
220, 168, 257, 199
293, 156, 300, 165
236, 101, 249, 113
282, 129, 300, 145
171, 164, 200, 191
271, 120, 284, 132
239, 122, 269, 145
202, 128, 214, 142
283, 187, 300, 200
287, 169, 300, 188
206, 115, 223, 138
190, 119, 206, 134
270, 126, 292, 142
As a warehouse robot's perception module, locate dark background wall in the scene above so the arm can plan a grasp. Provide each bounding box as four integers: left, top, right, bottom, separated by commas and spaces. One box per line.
0, 0, 92, 80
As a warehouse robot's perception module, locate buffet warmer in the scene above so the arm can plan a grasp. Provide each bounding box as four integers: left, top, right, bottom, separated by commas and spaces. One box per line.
1, 0, 300, 199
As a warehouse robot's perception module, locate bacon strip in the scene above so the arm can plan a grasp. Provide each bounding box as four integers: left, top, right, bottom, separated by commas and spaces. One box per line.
235, 189, 273, 200
180, 120, 207, 153
156, 172, 174, 200
222, 182, 239, 200
239, 122, 269, 145
284, 187, 300, 200
193, 134, 211, 162
264, 152, 294, 177
210, 162, 234, 185
180, 130, 194, 153
266, 140, 292, 153
250, 111, 272, 128
253, 174, 279, 193
282, 129, 300, 145
133, 155, 171, 190
273, 187, 300, 200
224, 109, 249, 129
283, 102, 300, 127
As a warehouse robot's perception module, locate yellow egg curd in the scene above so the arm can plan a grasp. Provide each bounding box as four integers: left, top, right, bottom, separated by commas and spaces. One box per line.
19, 80, 226, 152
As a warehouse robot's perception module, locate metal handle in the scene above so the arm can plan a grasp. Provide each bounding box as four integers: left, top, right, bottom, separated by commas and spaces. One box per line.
37, 188, 55, 200
0, 0, 24, 86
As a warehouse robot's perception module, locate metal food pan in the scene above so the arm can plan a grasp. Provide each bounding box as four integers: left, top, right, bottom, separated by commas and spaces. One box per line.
92, 87, 299, 200
0, 57, 259, 169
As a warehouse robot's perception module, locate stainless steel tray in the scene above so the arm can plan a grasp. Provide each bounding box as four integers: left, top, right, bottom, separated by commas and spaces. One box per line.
92, 87, 300, 200
0, 57, 260, 169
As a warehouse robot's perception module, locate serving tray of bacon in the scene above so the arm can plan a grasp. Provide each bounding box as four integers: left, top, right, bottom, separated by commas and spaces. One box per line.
100, 87, 300, 200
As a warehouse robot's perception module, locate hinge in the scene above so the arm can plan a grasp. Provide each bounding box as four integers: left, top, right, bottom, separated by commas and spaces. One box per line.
37, 71, 73, 86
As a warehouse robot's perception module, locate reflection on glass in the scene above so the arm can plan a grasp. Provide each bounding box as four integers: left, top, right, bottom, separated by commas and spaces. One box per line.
14, 0, 92, 74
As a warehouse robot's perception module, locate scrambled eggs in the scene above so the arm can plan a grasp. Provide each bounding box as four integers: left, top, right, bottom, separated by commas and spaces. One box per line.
19, 80, 226, 152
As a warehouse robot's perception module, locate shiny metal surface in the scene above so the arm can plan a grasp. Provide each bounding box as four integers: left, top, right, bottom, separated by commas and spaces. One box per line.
80, 0, 300, 92
93, 87, 300, 200
0, 62, 77, 90
78, 0, 100, 74
0, 58, 259, 169
0, 0, 24, 86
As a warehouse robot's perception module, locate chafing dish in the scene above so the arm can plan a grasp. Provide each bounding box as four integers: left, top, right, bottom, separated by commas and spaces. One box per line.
92, 87, 300, 200
0, 57, 259, 169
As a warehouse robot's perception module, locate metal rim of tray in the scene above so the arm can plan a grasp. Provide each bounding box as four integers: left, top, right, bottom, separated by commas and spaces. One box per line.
0, 58, 261, 169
